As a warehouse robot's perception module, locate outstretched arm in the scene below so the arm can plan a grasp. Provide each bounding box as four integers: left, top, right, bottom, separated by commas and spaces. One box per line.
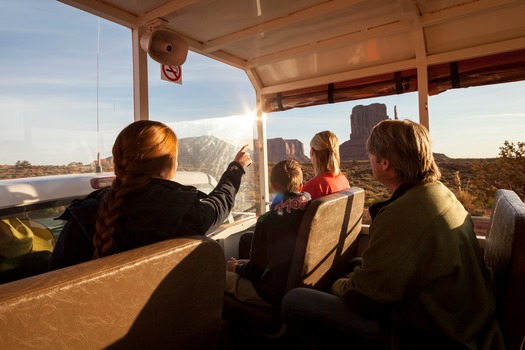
180, 145, 253, 235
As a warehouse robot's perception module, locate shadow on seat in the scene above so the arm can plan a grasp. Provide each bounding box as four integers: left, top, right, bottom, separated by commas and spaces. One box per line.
483, 189, 525, 350
0, 236, 225, 350
222, 187, 365, 344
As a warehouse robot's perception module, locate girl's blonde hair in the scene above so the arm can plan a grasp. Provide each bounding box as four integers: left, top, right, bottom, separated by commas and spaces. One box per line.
93, 120, 178, 258
310, 130, 342, 176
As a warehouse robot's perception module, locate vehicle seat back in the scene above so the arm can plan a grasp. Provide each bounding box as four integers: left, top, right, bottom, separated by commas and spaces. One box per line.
0, 236, 225, 350
222, 187, 365, 336
484, 189, 525, 350
286, 187, 365, 292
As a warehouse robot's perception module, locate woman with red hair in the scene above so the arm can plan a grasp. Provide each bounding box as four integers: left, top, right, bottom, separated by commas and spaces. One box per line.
49, 120, 251, 270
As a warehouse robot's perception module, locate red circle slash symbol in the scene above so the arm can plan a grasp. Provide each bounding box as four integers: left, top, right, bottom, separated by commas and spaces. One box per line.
162, 65, 181, 82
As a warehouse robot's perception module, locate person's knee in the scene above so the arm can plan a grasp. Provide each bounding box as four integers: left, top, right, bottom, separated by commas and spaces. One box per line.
281, 287, 333, 325
281, 288, 308, 313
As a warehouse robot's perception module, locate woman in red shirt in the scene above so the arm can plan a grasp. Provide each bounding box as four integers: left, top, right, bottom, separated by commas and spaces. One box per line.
303, 130, 350, 200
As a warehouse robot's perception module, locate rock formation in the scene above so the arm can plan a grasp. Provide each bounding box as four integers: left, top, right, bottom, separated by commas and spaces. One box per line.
266, 138, 309, 163
177, 135, 238, 180
340, 103, 389, 160
178, 136, 308, 170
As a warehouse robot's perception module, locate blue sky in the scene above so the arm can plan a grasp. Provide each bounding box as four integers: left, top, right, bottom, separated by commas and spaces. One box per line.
1, 0, 524, 165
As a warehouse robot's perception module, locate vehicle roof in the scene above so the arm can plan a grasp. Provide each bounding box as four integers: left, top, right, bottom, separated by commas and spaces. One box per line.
58, 0, 525, 113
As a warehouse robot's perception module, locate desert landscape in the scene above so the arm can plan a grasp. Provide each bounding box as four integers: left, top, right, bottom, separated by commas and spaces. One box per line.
2, 103, 523, 226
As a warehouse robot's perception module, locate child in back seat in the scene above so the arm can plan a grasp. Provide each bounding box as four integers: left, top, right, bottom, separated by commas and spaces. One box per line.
225, 159, 311, 306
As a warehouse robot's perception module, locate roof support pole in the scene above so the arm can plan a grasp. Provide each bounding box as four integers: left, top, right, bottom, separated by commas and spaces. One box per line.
416, 49, 430, 130
398, 0, 430, 130
246, 68, 270, 215
132, 26, 149, 121
255, 90, 270, 215
414, 23, 430, 130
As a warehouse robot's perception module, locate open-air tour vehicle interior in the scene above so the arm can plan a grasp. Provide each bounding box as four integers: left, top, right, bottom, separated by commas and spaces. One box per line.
0, 0, 524, 349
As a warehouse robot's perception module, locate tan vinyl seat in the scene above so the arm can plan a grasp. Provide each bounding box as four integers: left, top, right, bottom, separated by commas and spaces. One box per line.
484, 189, 525, 350
222, 187, 365, 339
0, 236, 225, 350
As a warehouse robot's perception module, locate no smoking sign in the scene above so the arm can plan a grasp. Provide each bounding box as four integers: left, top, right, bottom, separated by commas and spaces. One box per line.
161, 64, 182, 84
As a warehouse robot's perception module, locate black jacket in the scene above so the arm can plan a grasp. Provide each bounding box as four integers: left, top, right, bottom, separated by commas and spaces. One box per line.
49, 162, 245, 270
236, 192, 311, 305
